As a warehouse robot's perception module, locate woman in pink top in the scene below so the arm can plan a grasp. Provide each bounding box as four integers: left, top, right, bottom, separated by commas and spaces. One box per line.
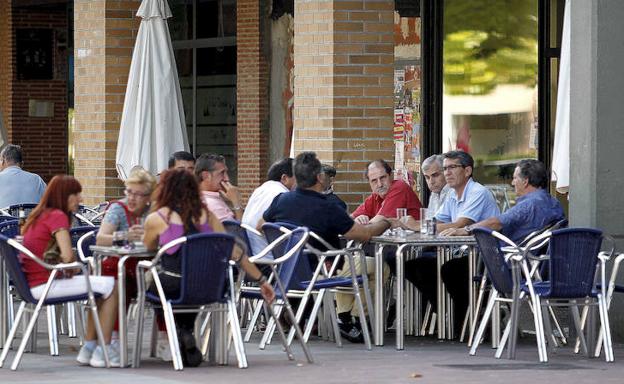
20, 175, 119, 368
143, 169, 274, 366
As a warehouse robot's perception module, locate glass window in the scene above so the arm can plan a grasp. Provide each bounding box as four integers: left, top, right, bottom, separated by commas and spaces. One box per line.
168, 0, 237, 182
442, 0, 539, 201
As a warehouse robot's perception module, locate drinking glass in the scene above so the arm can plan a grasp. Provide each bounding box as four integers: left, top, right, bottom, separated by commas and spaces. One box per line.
396, 208, 408, 222
112, 231, 129, 248
419, 208, 429, 234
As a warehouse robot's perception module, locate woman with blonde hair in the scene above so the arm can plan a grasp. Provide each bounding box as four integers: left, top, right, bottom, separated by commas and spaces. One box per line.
20, 175, 118, 367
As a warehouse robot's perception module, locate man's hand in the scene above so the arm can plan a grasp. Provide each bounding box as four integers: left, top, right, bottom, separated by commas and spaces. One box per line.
260, 281, 275, 303
439, 227, 469, 237
354, 215, 370, 225
220, 181, 242, 206
128, 224, 144, 242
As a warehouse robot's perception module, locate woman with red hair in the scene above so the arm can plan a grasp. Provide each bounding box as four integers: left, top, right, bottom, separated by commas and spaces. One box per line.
143, 169, 274, 366
21, 175, 119, 368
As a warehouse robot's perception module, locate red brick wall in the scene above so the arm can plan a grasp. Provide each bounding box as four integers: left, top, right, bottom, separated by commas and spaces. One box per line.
237, 0, 270, 200
0, 1, 13, 137
5, 5, 68, 181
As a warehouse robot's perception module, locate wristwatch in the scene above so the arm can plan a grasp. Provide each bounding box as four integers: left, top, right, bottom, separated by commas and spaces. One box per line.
464, 225, 474, 234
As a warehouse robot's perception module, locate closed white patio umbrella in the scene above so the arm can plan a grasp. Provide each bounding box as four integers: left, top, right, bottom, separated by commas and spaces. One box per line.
552, 0, 570, 194
116, 0, 189, 179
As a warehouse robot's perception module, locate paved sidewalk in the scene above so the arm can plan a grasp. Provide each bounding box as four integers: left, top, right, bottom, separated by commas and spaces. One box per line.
0, 333, 622, 383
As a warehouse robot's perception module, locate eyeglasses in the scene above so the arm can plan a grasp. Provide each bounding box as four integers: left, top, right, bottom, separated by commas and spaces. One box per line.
442, 164, 465, 172
124, 189, 150, 198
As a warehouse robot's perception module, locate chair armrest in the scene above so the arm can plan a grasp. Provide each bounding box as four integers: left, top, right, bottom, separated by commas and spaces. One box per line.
248, 230, 292, 263
240, 222, 262, 237
7, 238, 82, 271
74, 213, 96, 227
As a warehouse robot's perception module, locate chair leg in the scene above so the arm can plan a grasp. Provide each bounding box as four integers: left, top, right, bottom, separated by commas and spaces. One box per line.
259, 301, 282, 350
67, 302, 78, 338
227, 299, 248, 368
547, 306, 567, 345
597, 295, 614, 362
243, 299, 263, 342
325, 295, 342, 347
46, 305, 59, 356
263, 301, 295, 361
300, 290, 325, 345
469, 292, 497, 356
531, 296, 548, 363
11, 299, 47, 370
132, 293, 146, 368
0, 301, 26, 368
541, 301, 557, 352
571, 304, 588, 357
468, 274, 488, 346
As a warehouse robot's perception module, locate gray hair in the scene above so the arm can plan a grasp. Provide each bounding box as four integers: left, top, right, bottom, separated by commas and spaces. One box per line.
421, 154, 444, 172
0, 144, 22, 166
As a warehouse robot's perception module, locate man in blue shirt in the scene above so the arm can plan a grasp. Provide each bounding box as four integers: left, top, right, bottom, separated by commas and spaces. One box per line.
437, 159, 564, 336
404, 151, 500, 334
443, 159, 565, 242
0, 144, 46, 209
262, 151, 390, 343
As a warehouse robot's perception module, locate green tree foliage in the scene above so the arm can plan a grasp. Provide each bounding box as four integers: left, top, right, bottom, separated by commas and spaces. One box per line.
443, 0, 538, 95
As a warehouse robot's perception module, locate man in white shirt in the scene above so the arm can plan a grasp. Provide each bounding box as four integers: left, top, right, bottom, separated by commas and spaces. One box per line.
421, 154, 451, 215
242, 157, 295, 254
0, 144, 46, 208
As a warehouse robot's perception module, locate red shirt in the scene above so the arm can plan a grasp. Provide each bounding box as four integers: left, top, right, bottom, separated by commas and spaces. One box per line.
20, 209, 70, 288
352, 180, 422, 220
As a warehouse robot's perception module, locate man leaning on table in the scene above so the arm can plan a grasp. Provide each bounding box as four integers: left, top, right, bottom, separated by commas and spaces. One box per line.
402, 150, 500, 335
260, 152, 390, 343
437, 159, 565, 324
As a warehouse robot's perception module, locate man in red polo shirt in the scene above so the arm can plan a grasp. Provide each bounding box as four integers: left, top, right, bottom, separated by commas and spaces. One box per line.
353, 159, 422, 224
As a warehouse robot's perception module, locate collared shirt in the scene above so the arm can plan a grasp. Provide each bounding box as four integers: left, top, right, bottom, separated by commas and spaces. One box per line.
499, 189, 565, 244
352, 180, 423, 219
201, 191, 234, 222
436, 178, 500, 224
263, 187, 354, 249
242, 180, 289, 254
428, 184, 451, 216
0, 166, 46, 208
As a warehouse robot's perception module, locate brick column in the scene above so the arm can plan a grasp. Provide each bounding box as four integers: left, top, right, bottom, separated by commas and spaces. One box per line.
293, 0, 394, 210
237, 0, 270, 200
74, 0, 140, 205
0, 0, 12, 138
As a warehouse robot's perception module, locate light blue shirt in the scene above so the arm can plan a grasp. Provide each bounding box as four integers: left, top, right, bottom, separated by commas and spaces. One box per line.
0, 166, 46, 208
436, 178, 500, 224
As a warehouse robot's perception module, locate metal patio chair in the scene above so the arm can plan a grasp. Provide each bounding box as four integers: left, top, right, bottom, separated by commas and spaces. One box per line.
0, 234, 110, 370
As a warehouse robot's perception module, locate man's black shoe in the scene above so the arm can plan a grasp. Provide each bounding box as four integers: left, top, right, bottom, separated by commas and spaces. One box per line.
338, 322, 364, 343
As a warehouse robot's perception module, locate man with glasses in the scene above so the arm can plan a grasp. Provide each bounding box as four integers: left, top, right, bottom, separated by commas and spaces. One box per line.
195, 153, 244, 221
403, 150, 499, 335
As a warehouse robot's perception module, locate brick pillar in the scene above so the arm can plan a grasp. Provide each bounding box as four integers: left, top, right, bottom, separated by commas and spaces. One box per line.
237, 0, 270, 200
293, 0, 394, 210
74, 0, 140, 205
0, 0, 12, 137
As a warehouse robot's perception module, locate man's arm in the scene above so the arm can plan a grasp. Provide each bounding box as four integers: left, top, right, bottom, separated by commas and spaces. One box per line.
342, 219, 390, 242
439, 216, 501, 236
436, 217, 475, 233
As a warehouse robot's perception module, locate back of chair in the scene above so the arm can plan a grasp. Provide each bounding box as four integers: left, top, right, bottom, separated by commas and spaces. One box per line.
547, 228, 603, 298
0, 234, 38, 304
6, 203, 38, 218
472, 228, 515, 295
222, 219, 252, 255
70, 226, 98, 248
74, 228, 97, 263
0, 220, 19, 238
272, 227, 312, 293
172, 233, 235, 305
262, 222, 291, 261
0, 216, 17, 224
